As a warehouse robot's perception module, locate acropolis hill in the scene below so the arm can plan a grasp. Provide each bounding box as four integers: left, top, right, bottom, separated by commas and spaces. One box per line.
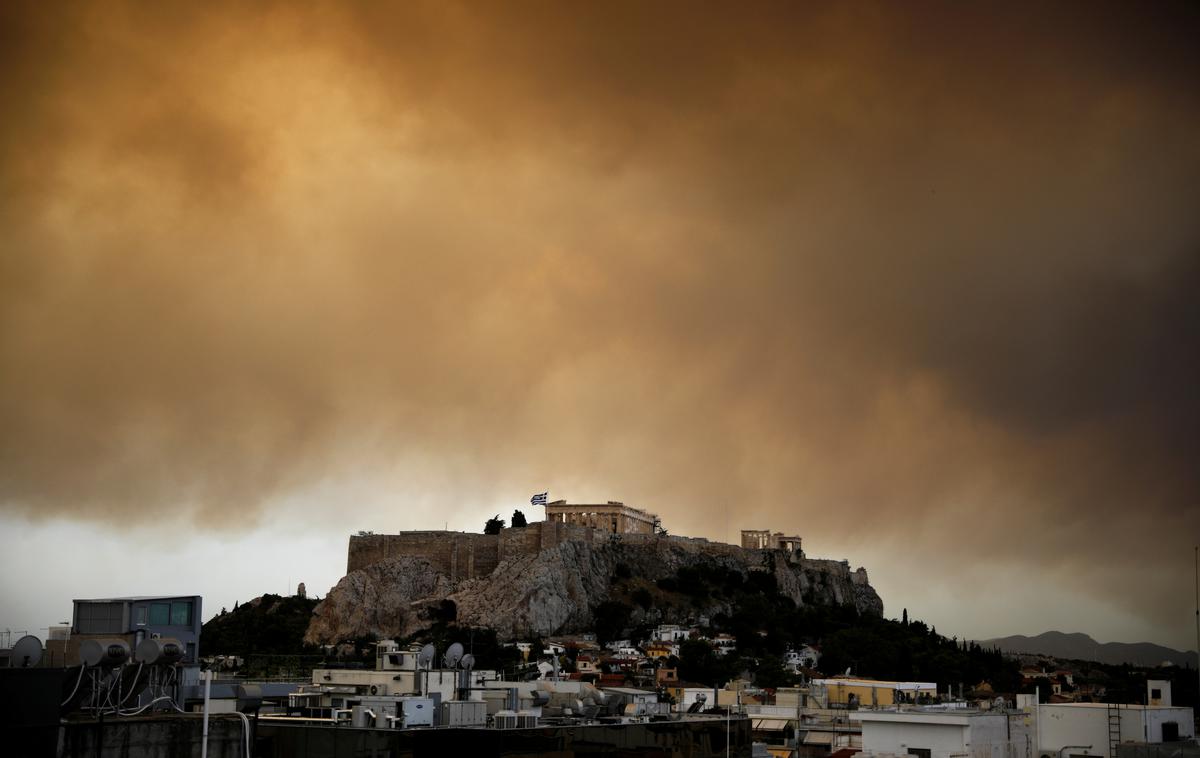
307, 501, 882, 645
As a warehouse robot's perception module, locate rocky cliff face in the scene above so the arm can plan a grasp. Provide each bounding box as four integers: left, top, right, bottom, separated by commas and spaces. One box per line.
306, 534, 883, 645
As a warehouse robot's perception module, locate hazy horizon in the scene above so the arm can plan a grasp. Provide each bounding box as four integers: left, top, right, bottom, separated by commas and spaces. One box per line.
2, 2, 1198, 651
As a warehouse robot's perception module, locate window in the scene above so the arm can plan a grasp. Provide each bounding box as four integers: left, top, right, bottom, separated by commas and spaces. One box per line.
170, 601, 191, 626
76, 602, 124, 634
908, 749, 932, 758
134, 606, 147, 625
149, 603, 170, 625
1151, 688, 1162, 700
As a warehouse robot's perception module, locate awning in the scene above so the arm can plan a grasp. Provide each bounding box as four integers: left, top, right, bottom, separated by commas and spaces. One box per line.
751, 717, 795, 731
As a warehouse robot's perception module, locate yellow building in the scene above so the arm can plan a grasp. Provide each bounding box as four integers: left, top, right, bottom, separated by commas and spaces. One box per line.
815, 677, 938, 707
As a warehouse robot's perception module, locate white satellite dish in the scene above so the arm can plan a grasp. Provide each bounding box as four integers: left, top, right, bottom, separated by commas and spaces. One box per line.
417, 644, 436, 669
10, 635, 43, 668
460, 654, 475, 671
443, 642, 464, 669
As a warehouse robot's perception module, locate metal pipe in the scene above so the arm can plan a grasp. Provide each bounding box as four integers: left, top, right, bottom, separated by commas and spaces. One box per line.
1058, 746, 1091, 758
1035, 687, 1040, 753
201, 670, 212, 758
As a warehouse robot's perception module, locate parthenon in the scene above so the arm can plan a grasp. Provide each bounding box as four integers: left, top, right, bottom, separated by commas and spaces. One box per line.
542, 500, 658, 535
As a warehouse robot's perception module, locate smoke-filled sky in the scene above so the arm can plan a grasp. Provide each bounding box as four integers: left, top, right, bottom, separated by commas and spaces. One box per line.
2, 2, 1198, 651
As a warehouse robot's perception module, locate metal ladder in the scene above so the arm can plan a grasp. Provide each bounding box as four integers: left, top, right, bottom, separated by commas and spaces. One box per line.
1107, 704, 1121, 758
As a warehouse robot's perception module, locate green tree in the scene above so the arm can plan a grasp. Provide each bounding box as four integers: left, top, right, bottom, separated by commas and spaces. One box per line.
678, 639, 732, 687
631, 587, 653, 610
511, 510, 528, 528
754, 655, 796, 690
594, 600, 633, 646
484, 515, 505, 534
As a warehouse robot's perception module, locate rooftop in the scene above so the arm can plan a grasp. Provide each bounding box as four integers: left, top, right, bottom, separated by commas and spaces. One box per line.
73, 595, 199, 603
815, 677, 937, 690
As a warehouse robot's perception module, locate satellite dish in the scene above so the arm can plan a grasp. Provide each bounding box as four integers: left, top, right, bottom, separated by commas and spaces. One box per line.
460, 654, 475, 671
417, 644, 436, 669
443, 642, 464, 669
10, 635, 42, 668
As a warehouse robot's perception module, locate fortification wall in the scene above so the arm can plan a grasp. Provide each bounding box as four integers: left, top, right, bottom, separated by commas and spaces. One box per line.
347, 521, 819, 583
347, 521, 610, 579
797, 557, 870, 585
347, 531, 502, 579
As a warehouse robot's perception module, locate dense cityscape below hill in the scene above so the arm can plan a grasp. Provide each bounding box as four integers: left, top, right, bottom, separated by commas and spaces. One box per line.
201, 562, 1197, 712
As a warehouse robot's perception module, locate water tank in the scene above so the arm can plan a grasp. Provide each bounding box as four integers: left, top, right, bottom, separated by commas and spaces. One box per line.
135, 637, 183, 665
236, 684, 263, 713
350, 705, 374, 728
79, 639, 130, 668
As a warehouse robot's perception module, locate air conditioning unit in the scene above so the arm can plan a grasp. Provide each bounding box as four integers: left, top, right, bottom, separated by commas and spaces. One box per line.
516, 711, 539, 728
494, 710, 518, 729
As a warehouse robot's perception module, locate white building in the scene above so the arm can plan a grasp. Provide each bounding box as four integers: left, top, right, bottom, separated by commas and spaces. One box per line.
652, 624, 691, 643
711, 633, 737, 655
1146, 680, 1171, 707
1034, 703, 1195, 758
785, 644, 821, 671
854, 709, 1032, 758
306, 640, 498, 710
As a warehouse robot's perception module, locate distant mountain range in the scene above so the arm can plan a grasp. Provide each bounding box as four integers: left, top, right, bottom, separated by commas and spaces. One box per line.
982, 631, 1198, 668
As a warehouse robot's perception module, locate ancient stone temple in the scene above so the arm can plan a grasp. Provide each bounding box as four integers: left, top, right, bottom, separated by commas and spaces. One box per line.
542, 500, 658, 535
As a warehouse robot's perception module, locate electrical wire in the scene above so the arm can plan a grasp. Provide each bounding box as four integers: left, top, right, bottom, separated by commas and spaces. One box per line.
103, 667, 122, 710
117, 695, 178, 717
72, 664, 252, 758
61, 665, 86, 706
119, 663, 144, 706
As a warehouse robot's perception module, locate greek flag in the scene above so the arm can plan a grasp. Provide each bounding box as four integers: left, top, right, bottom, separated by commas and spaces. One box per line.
530, 492, 548, 506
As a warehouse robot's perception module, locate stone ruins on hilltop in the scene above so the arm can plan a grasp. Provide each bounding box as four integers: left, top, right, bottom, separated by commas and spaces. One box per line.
305, 500, 882, 645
